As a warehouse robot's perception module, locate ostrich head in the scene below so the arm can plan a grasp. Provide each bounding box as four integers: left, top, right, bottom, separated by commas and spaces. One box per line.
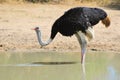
33, 27, 39, 31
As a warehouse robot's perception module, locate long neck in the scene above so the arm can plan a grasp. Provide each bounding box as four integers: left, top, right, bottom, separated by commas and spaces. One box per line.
35, 30, 53, 46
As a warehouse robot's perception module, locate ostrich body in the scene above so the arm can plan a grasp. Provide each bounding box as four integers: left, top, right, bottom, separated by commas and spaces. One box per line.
33, 7, 110, 64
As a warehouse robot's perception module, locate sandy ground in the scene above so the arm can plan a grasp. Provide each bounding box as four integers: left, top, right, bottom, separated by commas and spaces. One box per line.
0, 3, 120, 53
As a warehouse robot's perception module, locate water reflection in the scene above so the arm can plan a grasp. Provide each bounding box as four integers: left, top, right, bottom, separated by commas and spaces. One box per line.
107, 66, 120, 80
107, 66, 116, 80
80, 62, 120, 80
0, 52, 120, 80
81, 64, 86, 80
0, 61, 77, 67
31, 61, 77, 65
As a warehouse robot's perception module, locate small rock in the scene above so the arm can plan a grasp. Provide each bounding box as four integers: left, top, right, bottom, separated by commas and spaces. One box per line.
91, 48, 98, 51
0, 45, 3, 47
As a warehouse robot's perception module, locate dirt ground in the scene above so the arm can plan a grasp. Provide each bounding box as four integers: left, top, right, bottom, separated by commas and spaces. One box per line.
0, 3, 120, 53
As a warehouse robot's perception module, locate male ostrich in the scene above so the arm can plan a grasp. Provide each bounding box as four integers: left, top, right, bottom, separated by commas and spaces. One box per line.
33, 7, 110, 64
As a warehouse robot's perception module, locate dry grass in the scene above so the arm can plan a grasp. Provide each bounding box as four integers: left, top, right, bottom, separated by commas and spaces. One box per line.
0, 0, 119, 9
0, 0, 119, 8
0, 0, 112, 5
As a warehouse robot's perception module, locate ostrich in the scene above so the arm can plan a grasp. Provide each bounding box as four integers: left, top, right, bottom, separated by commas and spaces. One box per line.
33, 7, 110, 64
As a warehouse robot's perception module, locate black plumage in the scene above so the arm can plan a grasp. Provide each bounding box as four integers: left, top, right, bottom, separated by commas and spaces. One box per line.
50, 7, 107, 39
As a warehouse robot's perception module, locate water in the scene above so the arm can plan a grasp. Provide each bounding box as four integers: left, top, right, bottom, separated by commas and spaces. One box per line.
0, 51, 120, 80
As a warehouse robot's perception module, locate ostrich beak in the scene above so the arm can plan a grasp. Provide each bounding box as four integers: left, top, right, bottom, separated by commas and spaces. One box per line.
31, 28, 36, 30
31, 27, 39, 30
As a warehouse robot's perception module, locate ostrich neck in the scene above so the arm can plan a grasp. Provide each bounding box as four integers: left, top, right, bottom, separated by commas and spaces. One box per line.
36, 30, 52, 46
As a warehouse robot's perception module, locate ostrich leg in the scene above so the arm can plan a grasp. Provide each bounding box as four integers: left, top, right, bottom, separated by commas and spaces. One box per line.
75, 31, 87, 64
75, 27, 94, 64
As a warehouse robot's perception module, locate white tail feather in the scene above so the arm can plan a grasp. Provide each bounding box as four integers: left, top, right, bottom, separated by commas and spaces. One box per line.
85, 27, 94, 41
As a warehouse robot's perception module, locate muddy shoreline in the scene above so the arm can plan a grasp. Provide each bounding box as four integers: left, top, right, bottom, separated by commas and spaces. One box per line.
0, 4, 120, 53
